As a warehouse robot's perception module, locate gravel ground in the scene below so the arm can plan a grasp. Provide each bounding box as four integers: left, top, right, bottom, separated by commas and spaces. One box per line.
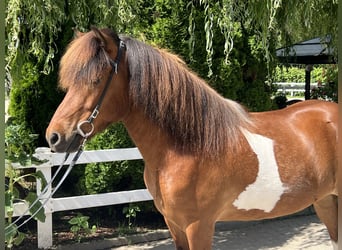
112, 214, 333, 250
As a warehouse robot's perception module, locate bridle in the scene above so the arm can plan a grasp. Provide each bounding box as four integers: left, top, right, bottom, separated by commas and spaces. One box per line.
5, 38, 127, 236
77, 39, 126, 139
69, 38, 126, 174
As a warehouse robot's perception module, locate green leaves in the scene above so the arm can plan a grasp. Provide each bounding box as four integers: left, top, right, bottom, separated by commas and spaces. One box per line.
5, 0, 338, 84
5, 122, 48, 248
5, 123, 38, 160
5, 190, 14, 217
69, 215, 89, 229
123, 204, 141, 229
25, 192, 46, 222
5, 224, 26, 248
68, 213, 96, 242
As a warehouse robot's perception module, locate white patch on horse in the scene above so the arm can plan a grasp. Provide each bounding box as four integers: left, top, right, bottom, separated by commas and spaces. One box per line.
233, 129, 287, 213
331, 241, 338, 250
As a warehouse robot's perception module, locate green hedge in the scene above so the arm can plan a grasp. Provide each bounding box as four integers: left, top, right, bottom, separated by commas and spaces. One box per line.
274, 64, 338, 102
274, 65, 336, 84
83, 123, 144, 194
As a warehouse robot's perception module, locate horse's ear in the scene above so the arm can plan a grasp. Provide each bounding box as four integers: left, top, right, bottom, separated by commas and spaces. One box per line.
73, 28, 84, 38
91, 26, 107, 49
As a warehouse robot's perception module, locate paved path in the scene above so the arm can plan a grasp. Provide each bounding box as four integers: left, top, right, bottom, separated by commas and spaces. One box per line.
112, 215, 332, 250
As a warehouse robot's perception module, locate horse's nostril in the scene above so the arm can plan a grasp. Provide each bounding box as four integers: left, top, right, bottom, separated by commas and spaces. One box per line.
49, 132, 60, 146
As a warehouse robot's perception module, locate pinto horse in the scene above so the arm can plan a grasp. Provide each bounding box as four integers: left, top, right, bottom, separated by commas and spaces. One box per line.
46, 27, 338, 250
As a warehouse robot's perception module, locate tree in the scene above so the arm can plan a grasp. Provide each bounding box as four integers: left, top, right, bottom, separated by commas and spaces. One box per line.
6, 0, 338, 84
188, 0, 338, 75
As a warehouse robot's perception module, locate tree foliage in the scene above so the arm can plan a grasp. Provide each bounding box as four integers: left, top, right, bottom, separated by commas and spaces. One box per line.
274, 65, 338, 84
6, 0, 65, 75
6, 0, 338, 82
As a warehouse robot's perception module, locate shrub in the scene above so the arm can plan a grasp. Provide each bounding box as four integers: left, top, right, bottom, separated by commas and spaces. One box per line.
311, 65, 338, 102
274, 66, 306, 83
5, 123, 47, 248
68, 213, 96, 243
8, 61, 64, 147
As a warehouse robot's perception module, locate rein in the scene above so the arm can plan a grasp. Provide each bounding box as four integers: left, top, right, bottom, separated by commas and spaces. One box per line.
6, 39, 126, 236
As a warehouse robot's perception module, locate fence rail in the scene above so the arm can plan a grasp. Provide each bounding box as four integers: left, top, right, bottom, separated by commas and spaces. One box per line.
275, 82, 318, 97
9, 147, 152, 249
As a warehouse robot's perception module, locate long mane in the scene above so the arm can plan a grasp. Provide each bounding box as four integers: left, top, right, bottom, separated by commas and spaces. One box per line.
122, 36, 252, 155
59, 29, 252, 156
59, 29, 119, 90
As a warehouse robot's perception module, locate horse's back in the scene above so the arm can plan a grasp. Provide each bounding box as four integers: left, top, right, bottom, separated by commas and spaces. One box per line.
252, 100, 337, 138
250, 100, 337, 196
253, 99, 338, 161
279, 100, 337, 145
283, 99, 337, 121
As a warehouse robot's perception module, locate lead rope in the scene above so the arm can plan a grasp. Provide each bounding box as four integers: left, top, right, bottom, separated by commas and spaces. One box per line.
5, 143, 83, 236
6, 39, 126, 237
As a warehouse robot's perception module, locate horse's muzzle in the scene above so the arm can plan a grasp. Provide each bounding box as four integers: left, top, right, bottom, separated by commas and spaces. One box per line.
46, 131, 83, 153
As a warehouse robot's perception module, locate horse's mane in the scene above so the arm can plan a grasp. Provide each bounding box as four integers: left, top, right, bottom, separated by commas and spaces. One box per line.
59, 29, 253, 156
122, 36, 252, 155
59, 28, 119, 90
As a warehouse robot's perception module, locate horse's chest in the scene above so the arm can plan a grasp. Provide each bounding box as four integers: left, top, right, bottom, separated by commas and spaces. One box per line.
233, 130, 288, 213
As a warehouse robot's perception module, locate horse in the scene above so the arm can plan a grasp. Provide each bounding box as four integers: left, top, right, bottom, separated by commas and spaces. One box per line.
46, 27, 338, 250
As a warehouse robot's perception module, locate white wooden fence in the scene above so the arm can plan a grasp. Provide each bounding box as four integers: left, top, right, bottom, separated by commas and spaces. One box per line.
10, 147, 153, 249
275, 82, 318, 97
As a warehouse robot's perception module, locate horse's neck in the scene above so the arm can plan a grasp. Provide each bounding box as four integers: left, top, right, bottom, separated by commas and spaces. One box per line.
122, 107, 201, 203
122, 108, 172, 166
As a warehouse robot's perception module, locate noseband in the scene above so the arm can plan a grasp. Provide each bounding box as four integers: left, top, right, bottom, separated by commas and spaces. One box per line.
77, 39, 126, 139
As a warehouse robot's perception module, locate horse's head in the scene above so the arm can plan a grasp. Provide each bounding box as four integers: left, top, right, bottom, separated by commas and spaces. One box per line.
46, 27, 129, 152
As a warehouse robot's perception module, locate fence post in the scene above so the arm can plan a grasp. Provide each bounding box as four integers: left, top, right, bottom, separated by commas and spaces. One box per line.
35, 148, 54, 249
28, 147, 146, 248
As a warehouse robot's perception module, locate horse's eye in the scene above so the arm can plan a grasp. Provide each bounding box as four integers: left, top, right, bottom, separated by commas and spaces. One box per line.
91, 78, 101, 85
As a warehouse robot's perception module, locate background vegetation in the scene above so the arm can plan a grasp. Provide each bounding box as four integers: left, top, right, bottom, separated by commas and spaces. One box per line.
5, 0, 338, 234
274, 64, 337, 84
274, 64, 338, 102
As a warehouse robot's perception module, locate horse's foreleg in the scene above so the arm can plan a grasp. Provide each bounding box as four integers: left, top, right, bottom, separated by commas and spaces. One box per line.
164, 218, 189, 250
184, 220, 215, 250
313, 194, 338, 249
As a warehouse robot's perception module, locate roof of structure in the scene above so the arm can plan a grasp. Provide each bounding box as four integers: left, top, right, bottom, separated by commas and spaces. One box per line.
276, 36, 336, 64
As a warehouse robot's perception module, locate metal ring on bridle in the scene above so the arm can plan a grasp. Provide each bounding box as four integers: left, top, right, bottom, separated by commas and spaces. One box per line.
77, 120, 95, 138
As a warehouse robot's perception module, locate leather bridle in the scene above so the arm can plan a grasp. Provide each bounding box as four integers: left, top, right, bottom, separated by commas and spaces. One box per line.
77, 39, 126, 139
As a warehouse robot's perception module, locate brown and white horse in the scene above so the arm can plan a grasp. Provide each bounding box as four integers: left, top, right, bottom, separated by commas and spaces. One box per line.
46, 28, 338, 250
